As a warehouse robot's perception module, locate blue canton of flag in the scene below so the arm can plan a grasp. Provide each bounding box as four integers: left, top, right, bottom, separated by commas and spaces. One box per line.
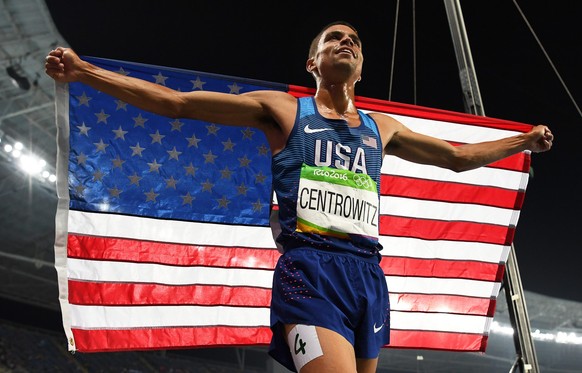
67, 57, 286, 226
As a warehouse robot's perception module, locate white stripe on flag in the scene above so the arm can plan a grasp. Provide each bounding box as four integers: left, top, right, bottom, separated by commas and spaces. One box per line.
388, 114, 522, 142
379, 236, 510, 263
382, 156, 528, 190
70, 304, 270, 329
386, 276, 501, 298
69, 304, 488, 335
379, 195, 520, 226
390, 311, 492, 334
67, 258, 274, 288
67, 210, 277, 248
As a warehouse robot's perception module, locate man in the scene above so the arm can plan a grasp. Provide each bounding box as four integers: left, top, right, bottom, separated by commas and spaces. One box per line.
45, 21, 553, 373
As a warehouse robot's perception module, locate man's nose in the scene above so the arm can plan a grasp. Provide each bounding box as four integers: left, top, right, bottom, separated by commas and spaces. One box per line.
340, 36, 355, 46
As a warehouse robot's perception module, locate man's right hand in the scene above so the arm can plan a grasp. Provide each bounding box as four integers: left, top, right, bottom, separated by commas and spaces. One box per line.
45, 47, 85, 83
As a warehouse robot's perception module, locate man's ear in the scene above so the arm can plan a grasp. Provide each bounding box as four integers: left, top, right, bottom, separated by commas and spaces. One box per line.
306, 58, 316, 74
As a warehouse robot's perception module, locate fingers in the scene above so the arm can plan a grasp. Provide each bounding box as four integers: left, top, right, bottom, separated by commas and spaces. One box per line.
545, 134, 553, 149
46, 47, 69, 62
45, 47, 68, 72
45, 55, 61, 64
540, 126, 553, 150
45, 48, 63, 66
539, 126, 553, 146
50, 46, 67, 56
45, 49, 65, 79
544, 128, 553, 142
45, 55, 63, 72
528, 125, 553, 153
534, 125, 553, 140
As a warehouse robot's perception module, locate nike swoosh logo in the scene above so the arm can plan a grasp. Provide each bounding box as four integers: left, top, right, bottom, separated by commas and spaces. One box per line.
373, 323, 383, 334
304, 124, 333, 134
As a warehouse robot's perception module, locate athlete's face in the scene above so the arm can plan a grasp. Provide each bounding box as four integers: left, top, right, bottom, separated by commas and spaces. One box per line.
308, 25, 363, 84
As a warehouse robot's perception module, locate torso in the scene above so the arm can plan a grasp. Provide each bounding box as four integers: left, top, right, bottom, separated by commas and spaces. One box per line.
270, 96, 384, 258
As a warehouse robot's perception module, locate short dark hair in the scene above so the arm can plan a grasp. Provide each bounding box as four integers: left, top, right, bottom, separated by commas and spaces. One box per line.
308, 21, 359, 59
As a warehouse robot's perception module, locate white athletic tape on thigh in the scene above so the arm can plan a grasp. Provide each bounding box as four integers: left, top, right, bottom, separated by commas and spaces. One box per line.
287, 325, 323, 371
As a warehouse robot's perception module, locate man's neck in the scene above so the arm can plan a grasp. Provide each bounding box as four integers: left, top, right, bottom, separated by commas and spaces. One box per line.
314, 83, 357, 115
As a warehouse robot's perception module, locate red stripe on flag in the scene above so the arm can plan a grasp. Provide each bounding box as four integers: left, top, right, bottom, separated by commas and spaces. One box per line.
486, 154, 528, 171
390, 293, 496, 317
289, 84, 532, 134
69, 280, 495, 316
72, 326, 272, 352
67, 235, 279, 268
355, 98, 532, 134
477, 153, 529, 172
381, 257, 504, 282
71, 321, 489, 353
388, 330, 488, 351
68, 280, 272, 306
69, 281, 496, 317
379, 216, 515, 245
287, 85, 314, 98
380, 175, 525, 209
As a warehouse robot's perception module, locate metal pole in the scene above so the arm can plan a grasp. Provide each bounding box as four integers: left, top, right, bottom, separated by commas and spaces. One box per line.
443, 1, 540, 372
504, 244, 540, 373
443, 0, 485, 116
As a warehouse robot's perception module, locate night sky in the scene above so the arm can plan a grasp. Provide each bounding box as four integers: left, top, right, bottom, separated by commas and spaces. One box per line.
44, 0, 581, 302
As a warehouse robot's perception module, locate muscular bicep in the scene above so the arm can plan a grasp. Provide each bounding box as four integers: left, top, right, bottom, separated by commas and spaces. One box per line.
177, 90, 276, 128
178, 90, 296, 154
369, 112, 461, 171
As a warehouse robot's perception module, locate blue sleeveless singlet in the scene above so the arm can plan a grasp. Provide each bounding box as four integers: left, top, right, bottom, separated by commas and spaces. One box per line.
270, 96, 384, 258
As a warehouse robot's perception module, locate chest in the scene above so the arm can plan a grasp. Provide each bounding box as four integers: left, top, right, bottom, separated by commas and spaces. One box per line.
299, 120, 379, 175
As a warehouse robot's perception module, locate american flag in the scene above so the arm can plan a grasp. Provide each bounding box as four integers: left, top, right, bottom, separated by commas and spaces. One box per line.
54, 57, 532, 353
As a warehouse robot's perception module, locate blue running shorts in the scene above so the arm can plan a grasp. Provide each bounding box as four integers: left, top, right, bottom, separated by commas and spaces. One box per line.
268, 247, 390, 372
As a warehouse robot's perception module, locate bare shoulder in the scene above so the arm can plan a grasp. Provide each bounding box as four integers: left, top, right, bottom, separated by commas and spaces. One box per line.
243, 90, 298, 131
368, 111, 405, 129
241, 90, 297, 120
242, 90, 297, 106
367, 111, 409, 148
233, 90, 298, 153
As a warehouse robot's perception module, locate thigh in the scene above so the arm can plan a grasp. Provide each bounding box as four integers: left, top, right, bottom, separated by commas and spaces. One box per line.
353, 259, 390, 359
284, 324, 357, 373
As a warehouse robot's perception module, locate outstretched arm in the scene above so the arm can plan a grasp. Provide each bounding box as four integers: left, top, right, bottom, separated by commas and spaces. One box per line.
373, 113, 554, 172
44, 47, 290, 131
